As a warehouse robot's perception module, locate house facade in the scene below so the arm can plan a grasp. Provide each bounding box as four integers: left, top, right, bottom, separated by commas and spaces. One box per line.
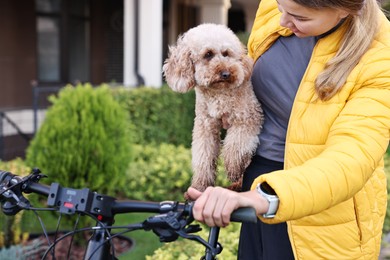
0, 0, 258, 160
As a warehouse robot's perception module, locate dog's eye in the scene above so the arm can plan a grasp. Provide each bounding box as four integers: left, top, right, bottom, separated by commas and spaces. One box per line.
222, 51, 229, 57
204, 51, 214, 60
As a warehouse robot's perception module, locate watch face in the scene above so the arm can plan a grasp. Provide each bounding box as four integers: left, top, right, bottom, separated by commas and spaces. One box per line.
260, 182, 276, 195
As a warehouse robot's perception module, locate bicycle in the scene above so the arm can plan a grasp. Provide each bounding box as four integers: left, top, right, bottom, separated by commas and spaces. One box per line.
0, 168, 257, 260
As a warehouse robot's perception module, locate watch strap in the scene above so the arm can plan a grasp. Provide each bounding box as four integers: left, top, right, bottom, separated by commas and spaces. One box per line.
256, 183, 279, 218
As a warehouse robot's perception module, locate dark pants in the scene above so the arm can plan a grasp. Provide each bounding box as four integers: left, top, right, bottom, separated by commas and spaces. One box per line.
238, 155, 294, 260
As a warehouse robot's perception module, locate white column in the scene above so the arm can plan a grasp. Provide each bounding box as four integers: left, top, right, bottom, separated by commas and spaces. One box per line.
199, 0, 231, 25
123, 0, 137, 87
139, 0, 163, 87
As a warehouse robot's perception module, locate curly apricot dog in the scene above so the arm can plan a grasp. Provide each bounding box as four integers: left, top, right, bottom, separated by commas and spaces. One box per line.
163, 23, 263, 194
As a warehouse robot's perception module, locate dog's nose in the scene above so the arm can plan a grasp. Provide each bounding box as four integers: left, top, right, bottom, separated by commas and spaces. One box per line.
220, 71, 230, 80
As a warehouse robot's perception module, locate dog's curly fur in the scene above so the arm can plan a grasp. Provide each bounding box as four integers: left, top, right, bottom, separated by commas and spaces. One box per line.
163, 23, 264, 193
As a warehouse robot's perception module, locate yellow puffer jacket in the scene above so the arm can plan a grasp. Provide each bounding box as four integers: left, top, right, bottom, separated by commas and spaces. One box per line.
248, 0, 390, 259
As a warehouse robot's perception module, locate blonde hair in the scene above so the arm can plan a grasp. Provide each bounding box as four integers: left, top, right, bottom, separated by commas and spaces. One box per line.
294, 0, 381, 100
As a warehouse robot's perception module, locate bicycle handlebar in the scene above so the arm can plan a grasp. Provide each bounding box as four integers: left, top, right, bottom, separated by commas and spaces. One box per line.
0, 169, 257, 222
0, 169, 258, 259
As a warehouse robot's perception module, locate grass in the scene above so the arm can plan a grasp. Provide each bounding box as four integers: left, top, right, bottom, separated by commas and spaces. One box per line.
115, 213, 163, 259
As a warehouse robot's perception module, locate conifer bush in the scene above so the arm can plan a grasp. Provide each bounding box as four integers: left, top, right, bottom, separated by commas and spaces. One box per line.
25, 83, 133, 196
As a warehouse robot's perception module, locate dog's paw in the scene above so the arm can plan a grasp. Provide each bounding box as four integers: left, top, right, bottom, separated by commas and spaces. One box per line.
224, 154, 252, 183
226, 179, 242, 192
183, 191, 193, 202
226, 169, 244, 183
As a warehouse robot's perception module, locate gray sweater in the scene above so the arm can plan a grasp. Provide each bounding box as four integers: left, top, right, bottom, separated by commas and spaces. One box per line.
251, 34, 316, 162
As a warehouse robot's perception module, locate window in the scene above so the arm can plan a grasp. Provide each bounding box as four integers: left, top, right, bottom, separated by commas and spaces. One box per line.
36, 0, 90, 84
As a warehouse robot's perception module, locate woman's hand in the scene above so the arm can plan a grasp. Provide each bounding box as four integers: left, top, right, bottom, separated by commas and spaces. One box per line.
187, 186, 269, 227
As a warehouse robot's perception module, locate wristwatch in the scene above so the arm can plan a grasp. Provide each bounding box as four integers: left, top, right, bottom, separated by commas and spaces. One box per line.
256, 183, 279, 218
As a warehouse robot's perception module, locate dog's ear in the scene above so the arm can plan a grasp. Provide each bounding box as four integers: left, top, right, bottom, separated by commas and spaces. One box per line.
163, 38, 195, 93
240, 55, 254, 82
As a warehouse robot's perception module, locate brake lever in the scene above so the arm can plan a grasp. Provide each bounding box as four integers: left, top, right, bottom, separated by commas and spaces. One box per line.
143, 211, 182, 242
143, 208, 199, 241
144, 211, 222, 257
0, 169, 47, 215
183, 224, 202, 234
0, 180, 31, 216
175, 228, 222, 257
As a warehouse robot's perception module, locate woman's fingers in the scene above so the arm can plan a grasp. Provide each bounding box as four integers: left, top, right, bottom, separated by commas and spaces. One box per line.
191, 187, 212, 223
190, 186, 240, 227
202, 187, 222, 226
206, 187, 236, 227
187, 187, 203, 200
188, 186, 267, 227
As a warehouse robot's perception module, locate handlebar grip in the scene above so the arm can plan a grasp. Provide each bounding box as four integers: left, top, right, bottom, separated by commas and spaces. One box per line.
230, 207, 257, 223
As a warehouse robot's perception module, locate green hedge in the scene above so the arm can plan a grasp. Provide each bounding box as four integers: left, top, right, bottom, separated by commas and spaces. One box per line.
120, 143, 230, 201
112, 85, 195, 147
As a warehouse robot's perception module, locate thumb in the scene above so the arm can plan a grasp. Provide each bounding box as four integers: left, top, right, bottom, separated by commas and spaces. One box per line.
187, 187, 203, 200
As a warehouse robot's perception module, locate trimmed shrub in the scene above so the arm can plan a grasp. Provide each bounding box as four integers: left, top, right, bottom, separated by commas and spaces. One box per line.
121, 143, 231, 202
25, 83, 133, 196
112, 85, 195, 147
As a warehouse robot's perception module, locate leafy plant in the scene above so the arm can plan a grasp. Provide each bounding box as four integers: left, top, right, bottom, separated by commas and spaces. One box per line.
25, 83, 133, 196
146, 223, 241, 260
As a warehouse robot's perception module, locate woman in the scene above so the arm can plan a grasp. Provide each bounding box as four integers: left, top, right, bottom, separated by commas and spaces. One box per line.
187, 0, 390, 259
